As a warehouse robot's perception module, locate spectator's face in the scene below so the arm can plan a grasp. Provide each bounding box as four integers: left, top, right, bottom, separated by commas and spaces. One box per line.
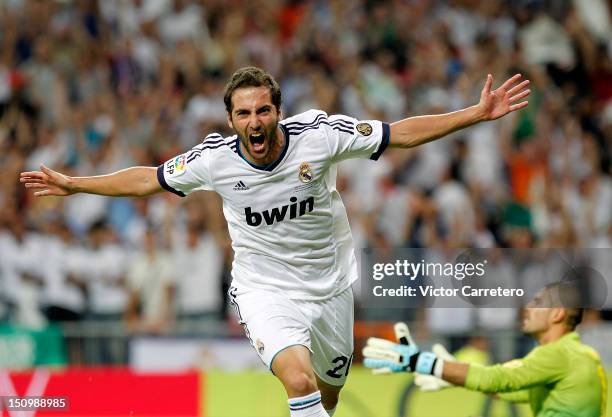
144, 231, 156, 252
227, 86, 280, 164
187, 229, 199, 248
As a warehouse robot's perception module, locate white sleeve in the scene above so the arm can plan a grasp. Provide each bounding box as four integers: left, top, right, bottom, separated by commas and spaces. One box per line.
156, 141, 215, 197
326, 114, 390, 162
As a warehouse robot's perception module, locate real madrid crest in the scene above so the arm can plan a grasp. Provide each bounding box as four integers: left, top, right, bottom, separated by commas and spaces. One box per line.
298, 162, 314, 183
356, 122, 373, 136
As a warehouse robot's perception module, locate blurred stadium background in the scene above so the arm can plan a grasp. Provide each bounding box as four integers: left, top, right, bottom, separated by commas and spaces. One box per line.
0, 0, 610, 416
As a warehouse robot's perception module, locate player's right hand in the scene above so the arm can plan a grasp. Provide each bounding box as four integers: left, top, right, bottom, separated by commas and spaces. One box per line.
20, 164, 75, 197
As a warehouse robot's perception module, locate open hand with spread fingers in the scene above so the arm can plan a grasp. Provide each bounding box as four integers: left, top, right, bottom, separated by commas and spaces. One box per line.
20, 164, 75, 197
362, 322, 440, 375
478, 73, 530, 121
414, 343, 457, 392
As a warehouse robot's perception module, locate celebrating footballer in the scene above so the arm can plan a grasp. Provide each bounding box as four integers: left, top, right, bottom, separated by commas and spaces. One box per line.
21, 66, 529, 417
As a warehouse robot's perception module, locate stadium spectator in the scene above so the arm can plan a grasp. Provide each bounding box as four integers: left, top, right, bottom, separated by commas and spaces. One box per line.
125, 227, 175, 334
172, 218, 225, 320
83, 221, 129, 321
0, 216, 46, 328
40, 219, 87, 322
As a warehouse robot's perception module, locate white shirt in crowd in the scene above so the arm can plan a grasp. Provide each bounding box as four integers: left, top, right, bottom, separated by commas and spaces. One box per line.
173, 233, 224, 315
127, 249, 174, 324
83, 242, 129, 315
38, 234, 86, 314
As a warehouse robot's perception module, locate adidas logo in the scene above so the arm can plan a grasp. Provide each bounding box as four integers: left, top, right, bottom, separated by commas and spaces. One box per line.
233, 180, 250, 191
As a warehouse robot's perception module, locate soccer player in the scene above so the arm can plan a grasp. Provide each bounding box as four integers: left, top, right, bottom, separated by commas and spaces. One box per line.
21, 66, 530, 417
363, 283, 607, 417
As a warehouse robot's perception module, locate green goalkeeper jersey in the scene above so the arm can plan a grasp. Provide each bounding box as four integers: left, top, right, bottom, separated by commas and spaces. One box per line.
465, 332, 607, 417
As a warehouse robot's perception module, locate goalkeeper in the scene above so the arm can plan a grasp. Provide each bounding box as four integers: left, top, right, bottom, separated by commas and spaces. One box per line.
363, 283, 607, 417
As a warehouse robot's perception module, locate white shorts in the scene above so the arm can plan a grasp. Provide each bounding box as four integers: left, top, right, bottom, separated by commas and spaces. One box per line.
228, 285, 354, 386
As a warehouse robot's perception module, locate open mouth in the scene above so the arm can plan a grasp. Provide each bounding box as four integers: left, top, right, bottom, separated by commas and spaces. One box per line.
249, 132, 266, 153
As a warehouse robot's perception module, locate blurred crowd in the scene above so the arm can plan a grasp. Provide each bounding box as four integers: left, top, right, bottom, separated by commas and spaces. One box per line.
0, 0, 610, 333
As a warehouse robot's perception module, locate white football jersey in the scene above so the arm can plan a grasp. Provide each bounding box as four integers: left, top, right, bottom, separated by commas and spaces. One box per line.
158, 109, 390, 300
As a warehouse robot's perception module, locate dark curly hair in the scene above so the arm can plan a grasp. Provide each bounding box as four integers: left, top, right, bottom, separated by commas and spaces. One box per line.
223, 66, 282, 114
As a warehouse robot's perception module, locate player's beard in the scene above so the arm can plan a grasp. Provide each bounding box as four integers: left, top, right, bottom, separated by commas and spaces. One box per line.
238, 121, 279, 165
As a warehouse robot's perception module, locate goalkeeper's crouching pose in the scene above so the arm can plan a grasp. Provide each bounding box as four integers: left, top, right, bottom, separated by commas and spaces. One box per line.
364, 283, 607, 417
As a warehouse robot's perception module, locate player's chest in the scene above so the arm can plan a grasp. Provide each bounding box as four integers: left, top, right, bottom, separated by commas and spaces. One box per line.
216, 155, 329, 208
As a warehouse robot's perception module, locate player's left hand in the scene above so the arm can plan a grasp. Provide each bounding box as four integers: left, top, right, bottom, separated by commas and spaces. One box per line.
478, 73, 530, 121
362, 322, 438, 375
414, 343, 456, 391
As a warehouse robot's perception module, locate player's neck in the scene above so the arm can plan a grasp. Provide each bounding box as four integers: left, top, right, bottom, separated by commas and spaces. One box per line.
536, 326, 571, 345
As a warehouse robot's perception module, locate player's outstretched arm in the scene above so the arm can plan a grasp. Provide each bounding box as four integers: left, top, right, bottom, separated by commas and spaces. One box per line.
364, 337, 528, 401
389, 74, 530, 149
363, 322, 469, 384
440, 361, 470, 386
20, 164, 162, 197
363, 322, 563, 395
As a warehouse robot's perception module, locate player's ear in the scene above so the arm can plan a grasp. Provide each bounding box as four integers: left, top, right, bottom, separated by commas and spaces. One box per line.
227, 112, 234, 129
550, 308, 565, 325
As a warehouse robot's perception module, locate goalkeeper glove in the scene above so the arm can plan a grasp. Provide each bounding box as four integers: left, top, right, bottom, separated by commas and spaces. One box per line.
362, 322, 443, 376
414, 343, 456, 391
